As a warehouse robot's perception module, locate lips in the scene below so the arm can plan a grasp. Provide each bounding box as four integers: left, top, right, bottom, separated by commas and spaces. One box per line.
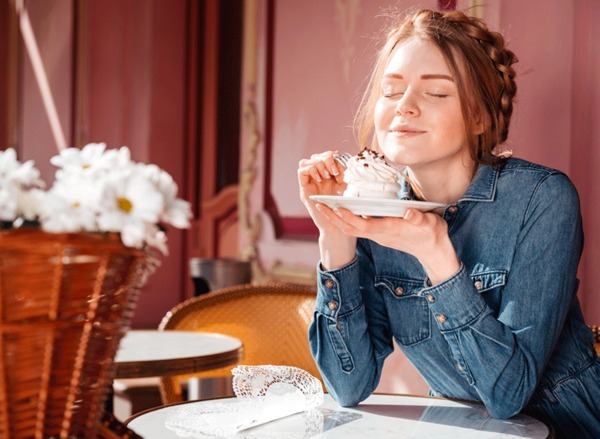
389, 125, 425, 136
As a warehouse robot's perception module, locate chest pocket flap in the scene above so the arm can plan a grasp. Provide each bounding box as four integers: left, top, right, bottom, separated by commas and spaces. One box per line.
469, 266, 507, 292
375, 276, 430, 346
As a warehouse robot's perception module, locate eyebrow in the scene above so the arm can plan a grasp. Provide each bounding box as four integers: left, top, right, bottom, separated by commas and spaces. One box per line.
383, 73, 454, 82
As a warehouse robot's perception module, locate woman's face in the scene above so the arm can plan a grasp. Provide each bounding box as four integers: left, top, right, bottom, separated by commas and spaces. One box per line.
374, 36, 472, 172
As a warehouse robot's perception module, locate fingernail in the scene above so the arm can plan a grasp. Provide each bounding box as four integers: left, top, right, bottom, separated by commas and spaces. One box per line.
404, 209, 413, 220
333, 208, 342, 217
331, 165, 339, 176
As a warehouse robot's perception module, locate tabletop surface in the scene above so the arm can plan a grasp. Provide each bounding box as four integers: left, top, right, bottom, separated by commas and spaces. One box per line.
114, 330, 243, 379
126, 393, 551, 438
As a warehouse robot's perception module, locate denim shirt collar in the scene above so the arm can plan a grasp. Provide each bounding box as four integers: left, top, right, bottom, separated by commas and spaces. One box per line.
458, 163, 499, 203
400, 162, 500, 203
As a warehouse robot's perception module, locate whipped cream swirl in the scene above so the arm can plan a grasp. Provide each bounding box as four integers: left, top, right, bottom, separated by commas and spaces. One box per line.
343, 149, 402, 199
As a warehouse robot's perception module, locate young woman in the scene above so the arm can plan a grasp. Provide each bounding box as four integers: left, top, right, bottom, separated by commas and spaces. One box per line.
297, 8, 600, 438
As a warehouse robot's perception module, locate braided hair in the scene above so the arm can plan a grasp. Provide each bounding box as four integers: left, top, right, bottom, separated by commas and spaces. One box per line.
354, 9, 518, 166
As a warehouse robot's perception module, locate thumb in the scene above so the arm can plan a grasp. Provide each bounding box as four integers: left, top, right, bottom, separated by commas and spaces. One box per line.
403, 208, 423, 224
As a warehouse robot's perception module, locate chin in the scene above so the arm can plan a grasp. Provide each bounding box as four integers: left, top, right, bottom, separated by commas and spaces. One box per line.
379, 146, 406, 168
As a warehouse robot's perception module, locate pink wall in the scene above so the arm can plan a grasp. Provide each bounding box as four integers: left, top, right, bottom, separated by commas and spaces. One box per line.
499, 0, 600, 324
569, 0, 600, 325
83, 0, 189, 327
502, 0, 574, 172
20, 0, 73, 183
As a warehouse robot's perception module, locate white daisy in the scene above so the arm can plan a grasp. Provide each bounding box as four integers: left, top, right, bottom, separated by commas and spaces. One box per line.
142, 223, 169, 255
0, 187, 17, 221
161, 198, 192, 229
97, 171, 165, 245
0, 149, 44, 222
137, 163, 192, 229
38, 191, 98, 233
51, 143, 131, 177
49, 171, 105, 211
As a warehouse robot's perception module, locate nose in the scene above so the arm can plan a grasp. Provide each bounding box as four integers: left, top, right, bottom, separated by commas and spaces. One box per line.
394, 92, 419, 117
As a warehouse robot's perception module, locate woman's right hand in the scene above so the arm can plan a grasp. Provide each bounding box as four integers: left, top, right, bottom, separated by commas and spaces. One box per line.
298, 151, 357, 270
298, 151, 347, 231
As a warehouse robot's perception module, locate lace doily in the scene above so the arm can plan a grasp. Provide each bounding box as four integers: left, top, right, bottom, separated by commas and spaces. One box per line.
165, 365, 325, 438
232, 365, 323, 409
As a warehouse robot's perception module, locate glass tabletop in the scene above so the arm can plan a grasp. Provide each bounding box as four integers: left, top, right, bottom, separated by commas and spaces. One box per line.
126, 393, 551, 438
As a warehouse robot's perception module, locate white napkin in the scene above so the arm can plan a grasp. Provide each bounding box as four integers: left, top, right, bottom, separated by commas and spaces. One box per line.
165, 365, 324, 438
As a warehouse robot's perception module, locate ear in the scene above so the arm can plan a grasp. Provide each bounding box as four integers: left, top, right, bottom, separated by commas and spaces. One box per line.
471, 113, 489, 135
472, 121, 485, 135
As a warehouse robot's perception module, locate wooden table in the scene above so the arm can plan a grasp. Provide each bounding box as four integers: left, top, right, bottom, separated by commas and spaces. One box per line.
126, 393, 551, 438
114, 330, 243, 379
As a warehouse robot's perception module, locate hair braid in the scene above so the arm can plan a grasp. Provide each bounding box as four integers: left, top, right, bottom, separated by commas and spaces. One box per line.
442, 11, 518, 146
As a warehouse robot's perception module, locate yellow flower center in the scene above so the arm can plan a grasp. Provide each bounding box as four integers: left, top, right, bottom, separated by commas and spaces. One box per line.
71, 201, 80, 208
117, 197, 133, 213
82, 164, 91, 169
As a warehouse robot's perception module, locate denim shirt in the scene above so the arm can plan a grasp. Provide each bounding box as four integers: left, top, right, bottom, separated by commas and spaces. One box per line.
310, 158, 600, 436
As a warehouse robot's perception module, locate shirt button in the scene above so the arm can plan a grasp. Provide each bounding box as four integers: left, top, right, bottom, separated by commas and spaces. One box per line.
456, 363, 464, 372
394, 286, 404, 296
324, 279, 334, 289
328, 301, 338, 310
425, 293, 435, 303
447, 205, 458, 214
474, 280, 483, 291
436, 314, 447, 324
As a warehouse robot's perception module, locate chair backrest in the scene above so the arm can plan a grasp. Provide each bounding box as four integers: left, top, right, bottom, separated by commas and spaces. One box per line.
157, 282, 321, 404
591, 325, 600, 357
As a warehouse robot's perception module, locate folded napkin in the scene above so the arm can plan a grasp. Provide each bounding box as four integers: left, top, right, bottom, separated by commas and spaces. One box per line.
165, 365, 324, 438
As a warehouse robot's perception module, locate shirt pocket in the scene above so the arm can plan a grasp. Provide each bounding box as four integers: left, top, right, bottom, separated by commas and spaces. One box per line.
376, 276, 431, 347
469, 268, 507, 309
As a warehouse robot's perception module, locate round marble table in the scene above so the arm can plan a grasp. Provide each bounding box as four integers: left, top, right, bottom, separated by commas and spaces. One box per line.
114, 330, 243, 379
126, 393, 551, 438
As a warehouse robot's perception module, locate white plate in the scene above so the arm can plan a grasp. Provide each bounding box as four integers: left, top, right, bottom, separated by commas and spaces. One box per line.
309, 195, 446, 217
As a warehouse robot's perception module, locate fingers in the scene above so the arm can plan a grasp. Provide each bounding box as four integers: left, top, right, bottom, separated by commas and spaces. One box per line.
403, 208, 449, 241
403, 208, 439, 234
322, 206, 375, 237
298, 151, 342, 183
316, 204, 350, 225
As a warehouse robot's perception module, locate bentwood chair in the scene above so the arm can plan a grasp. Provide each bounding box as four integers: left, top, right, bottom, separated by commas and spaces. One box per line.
590, 325, 600, 356
157, 282, 322, 404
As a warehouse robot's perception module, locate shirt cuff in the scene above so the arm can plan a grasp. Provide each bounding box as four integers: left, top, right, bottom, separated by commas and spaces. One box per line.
422, 264, 488, 331
316, 257, 362, 320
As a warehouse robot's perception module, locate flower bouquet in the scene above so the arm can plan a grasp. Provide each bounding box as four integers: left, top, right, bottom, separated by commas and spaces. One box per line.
0, 143, 191, 438
1, 142, 191, 253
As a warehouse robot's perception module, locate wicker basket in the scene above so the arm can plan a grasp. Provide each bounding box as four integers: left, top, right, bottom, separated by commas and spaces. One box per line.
0, 229, 158, 438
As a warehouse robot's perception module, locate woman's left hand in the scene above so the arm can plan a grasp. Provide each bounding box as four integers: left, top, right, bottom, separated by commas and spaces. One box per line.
317, 204, 461, 285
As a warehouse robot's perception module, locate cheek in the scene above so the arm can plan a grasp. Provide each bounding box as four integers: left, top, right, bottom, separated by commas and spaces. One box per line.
432, 111, 467, 141
374, 100, 391, 134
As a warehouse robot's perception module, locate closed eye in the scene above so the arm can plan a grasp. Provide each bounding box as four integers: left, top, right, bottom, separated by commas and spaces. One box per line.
383, 92, 404, 98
